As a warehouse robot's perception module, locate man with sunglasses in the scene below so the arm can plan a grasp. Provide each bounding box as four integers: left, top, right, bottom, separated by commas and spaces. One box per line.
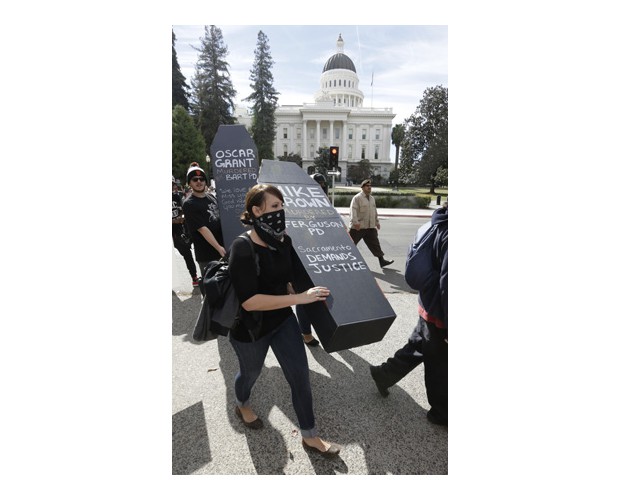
182, 162, 225, 277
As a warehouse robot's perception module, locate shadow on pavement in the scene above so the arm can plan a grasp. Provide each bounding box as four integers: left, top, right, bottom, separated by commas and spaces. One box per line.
172, 401, 211, 475
171, 283, 446, 474
207, 333, 447, 474
370, 268, 411, 293
172, 289, 205, 342
306, 346, 447, 474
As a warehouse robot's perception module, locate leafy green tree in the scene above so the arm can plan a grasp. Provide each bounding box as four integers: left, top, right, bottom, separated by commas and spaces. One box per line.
434, 166, 448, 187
190, 25, 237, 152
391, 123, 405, 188
277, 152, 303, 167
172, 29, 189, 110
388, 168, 400, 185
244, 30, 279, 163
172, 105, 206, 182
347, 159, 372, 185
399, 85, 448, 192
311, 148, 330, 177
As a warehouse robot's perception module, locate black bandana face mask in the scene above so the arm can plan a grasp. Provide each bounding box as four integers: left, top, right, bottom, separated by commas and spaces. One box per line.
255, 208, 286, 239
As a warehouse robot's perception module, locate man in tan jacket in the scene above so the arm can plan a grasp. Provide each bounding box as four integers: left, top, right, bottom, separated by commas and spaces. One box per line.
348, 179, 394, 268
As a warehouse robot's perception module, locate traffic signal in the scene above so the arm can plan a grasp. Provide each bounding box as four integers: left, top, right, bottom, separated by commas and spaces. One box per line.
329, 146, 339, 169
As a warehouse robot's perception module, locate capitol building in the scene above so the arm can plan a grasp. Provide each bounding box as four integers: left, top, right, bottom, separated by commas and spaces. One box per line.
234, 34, 396, 184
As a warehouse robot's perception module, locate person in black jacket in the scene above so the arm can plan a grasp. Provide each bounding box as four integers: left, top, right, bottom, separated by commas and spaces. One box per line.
182, 163, 225, 277
369, 204, 448, 426
172, 176, 199, 286
226, 183, 341, 456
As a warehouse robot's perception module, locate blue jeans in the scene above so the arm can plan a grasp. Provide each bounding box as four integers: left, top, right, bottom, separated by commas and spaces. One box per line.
228, 314, 317, 438
296, 305, 312, 334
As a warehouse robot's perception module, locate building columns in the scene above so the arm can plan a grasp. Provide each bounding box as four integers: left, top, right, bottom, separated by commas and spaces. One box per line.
315, 122, 320, 152
302, 121, 307, 158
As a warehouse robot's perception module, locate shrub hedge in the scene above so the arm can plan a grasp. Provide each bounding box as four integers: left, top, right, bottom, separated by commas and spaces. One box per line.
333, 194, 432, 209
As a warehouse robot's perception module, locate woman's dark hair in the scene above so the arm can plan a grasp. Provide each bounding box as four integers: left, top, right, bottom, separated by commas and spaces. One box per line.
240, 184, 284, 226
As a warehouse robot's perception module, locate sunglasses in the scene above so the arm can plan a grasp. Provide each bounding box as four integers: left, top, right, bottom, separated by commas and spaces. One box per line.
191, 177, 206, 182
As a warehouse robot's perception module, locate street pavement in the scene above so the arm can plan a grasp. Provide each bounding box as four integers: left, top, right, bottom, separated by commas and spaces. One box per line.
171, 206, 447, 475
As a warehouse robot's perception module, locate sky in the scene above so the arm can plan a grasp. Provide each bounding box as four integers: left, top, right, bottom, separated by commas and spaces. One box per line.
172, 25, 448, 134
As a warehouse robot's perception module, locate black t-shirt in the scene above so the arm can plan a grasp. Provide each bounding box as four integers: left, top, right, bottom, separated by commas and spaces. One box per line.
182, 194, 223, 262
172, 192, 184, 236
228, 233, 302, 342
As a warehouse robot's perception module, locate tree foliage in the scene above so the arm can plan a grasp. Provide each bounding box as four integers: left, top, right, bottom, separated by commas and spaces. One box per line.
391, 123, 405, 187
391, 123, 405, 170
434, 166, 448, 187
190, 25, 237, 153
347, 159, 372, 185
399, 85, 448, 190
244, 30, 279, 163
310, 148, 330, 178
172, 29, 189, 110
172, 105, 206, 182
277, 153, 303, 167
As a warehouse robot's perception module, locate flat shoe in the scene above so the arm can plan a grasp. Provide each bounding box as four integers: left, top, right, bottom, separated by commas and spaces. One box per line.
302, 440, 341, 457
234, 406, 264, 429
303, 337, 320, 347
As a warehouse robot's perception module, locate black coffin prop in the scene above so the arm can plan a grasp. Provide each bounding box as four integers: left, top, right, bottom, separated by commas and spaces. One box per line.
259, 160, 396, 353
210, 125, 260, 248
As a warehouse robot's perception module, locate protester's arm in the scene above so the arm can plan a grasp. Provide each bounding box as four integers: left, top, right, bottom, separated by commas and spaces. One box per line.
350, 196, 360, 230
197, 226, 226, 257
228, 237, 328, 312
241, 288, 329, 311
372, 198, 380, 230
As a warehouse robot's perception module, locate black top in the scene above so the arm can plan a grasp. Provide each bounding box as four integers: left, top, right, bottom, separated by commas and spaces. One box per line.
182, 194, 223, 262
228, 233, 303, 342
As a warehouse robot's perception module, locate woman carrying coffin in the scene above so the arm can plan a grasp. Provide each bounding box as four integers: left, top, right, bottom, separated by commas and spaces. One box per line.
227, 183, 341, 457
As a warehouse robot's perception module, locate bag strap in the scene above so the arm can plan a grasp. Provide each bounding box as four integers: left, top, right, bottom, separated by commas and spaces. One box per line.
239, 232, 260, 275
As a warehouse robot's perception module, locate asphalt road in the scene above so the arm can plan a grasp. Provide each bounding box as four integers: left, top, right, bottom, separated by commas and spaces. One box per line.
171, 214, 447, 475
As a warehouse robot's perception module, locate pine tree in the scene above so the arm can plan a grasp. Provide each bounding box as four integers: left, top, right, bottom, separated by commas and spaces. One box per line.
172, 29, 189, 110
190, 25, 237, 152
172, 105, 206, 182
244, 30, 279, 162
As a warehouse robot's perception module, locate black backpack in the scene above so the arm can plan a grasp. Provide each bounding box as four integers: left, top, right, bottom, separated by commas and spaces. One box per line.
192, 234, 260, 341
405, 221, 438, 293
